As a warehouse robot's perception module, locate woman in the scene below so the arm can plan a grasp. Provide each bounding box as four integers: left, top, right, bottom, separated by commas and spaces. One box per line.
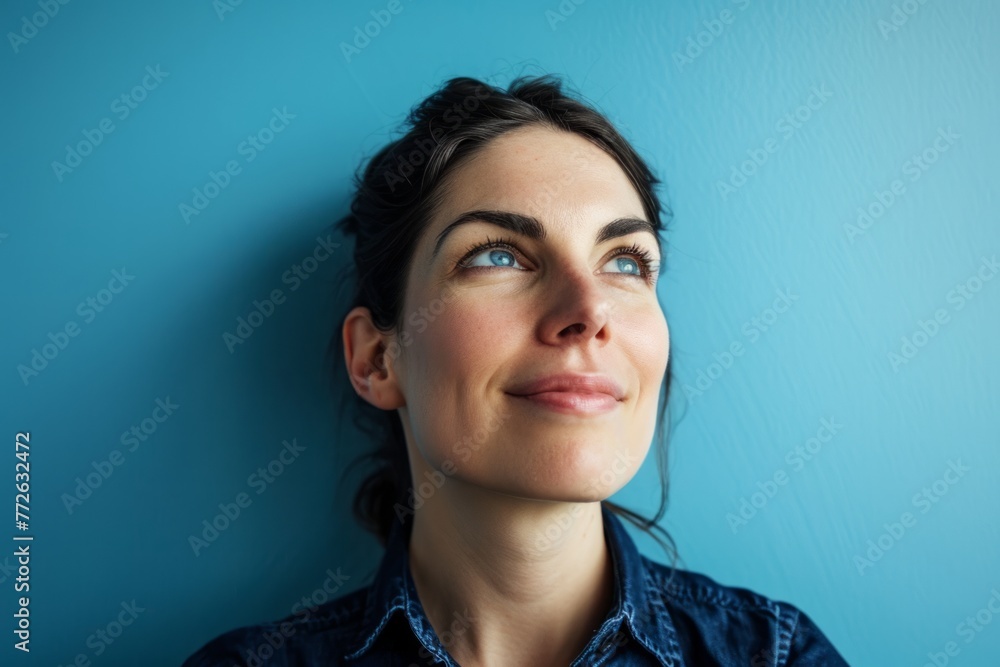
184, 74, 849, 666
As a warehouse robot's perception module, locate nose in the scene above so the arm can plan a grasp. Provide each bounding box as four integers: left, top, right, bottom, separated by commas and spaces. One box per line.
538, 263, 613, 345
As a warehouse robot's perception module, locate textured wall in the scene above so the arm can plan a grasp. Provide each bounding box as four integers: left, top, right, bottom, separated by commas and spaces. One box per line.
2, 1, 998, 665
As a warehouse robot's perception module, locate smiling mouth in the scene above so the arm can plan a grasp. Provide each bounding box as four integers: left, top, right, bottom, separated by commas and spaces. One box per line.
507, 391, 620, 416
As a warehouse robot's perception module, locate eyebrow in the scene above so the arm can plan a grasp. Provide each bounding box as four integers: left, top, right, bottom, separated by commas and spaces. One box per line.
431, 209, 661, 259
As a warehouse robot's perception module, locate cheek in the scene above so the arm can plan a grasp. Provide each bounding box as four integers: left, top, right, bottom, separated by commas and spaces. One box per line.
399, 297, 519, 457
626, 306, 670, 392
621, 307, 669, 452
411, 297, 516, 381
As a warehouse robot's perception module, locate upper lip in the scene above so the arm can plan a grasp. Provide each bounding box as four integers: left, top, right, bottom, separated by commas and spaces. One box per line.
506, 373, 625, 400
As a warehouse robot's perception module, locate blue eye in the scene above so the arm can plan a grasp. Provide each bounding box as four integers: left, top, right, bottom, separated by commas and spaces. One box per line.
602, 243, 659, 281
456, 235, 659, 284
602, 256, 641, 275
457, 236, 526, 272
465, 247, 522, 269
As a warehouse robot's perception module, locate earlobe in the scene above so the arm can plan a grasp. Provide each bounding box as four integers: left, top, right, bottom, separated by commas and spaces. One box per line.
342, 306, 405, 410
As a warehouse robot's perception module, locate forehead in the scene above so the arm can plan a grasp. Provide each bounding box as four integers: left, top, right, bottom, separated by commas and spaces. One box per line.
430, 125, 646, 232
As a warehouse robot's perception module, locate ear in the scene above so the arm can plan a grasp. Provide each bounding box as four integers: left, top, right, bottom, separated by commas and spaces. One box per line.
342, 306, 406, 410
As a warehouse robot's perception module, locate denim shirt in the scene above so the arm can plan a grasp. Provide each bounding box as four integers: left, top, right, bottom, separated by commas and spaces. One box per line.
183, 503, 849, 666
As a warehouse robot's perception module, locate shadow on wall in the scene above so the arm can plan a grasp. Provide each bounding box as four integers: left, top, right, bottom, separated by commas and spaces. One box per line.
167, 193, 389, 657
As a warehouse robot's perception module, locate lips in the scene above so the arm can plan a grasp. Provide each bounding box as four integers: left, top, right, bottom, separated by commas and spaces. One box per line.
506, 373, 625, 401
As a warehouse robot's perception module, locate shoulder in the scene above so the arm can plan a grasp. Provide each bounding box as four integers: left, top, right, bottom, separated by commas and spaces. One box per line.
180, 586, 370, 667
642, 557, 785, 617
639, 558, 849, 666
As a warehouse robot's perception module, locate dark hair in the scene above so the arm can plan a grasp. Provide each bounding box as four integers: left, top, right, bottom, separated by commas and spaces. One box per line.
330, 73, 680, 568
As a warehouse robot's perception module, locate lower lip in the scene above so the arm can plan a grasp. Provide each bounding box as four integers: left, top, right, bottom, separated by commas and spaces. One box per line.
509, 391, 620, 416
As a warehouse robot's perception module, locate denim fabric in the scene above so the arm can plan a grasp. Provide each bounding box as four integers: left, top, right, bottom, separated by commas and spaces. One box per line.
183, 504, 850, 666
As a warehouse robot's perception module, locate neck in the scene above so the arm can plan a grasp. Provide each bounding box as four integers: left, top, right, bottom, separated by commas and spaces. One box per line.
407, 481, 615, 667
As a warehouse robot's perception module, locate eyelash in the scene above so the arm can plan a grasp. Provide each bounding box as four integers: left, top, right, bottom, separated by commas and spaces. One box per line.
456, 235, 659, 283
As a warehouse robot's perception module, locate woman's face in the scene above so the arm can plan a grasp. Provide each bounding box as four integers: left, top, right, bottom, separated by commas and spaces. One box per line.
389, 124, 669, 502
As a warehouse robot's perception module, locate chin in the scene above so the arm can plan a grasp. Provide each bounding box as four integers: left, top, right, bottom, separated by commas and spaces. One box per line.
495, 483, 609, 505
515, 464, 636, 503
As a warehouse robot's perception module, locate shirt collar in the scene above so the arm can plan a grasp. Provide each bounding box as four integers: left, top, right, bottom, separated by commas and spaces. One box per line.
601, 503, 683, 666
343, 503, 682, 666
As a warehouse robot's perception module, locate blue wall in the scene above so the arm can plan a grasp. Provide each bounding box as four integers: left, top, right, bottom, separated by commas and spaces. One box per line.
2, 1, 998, 665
